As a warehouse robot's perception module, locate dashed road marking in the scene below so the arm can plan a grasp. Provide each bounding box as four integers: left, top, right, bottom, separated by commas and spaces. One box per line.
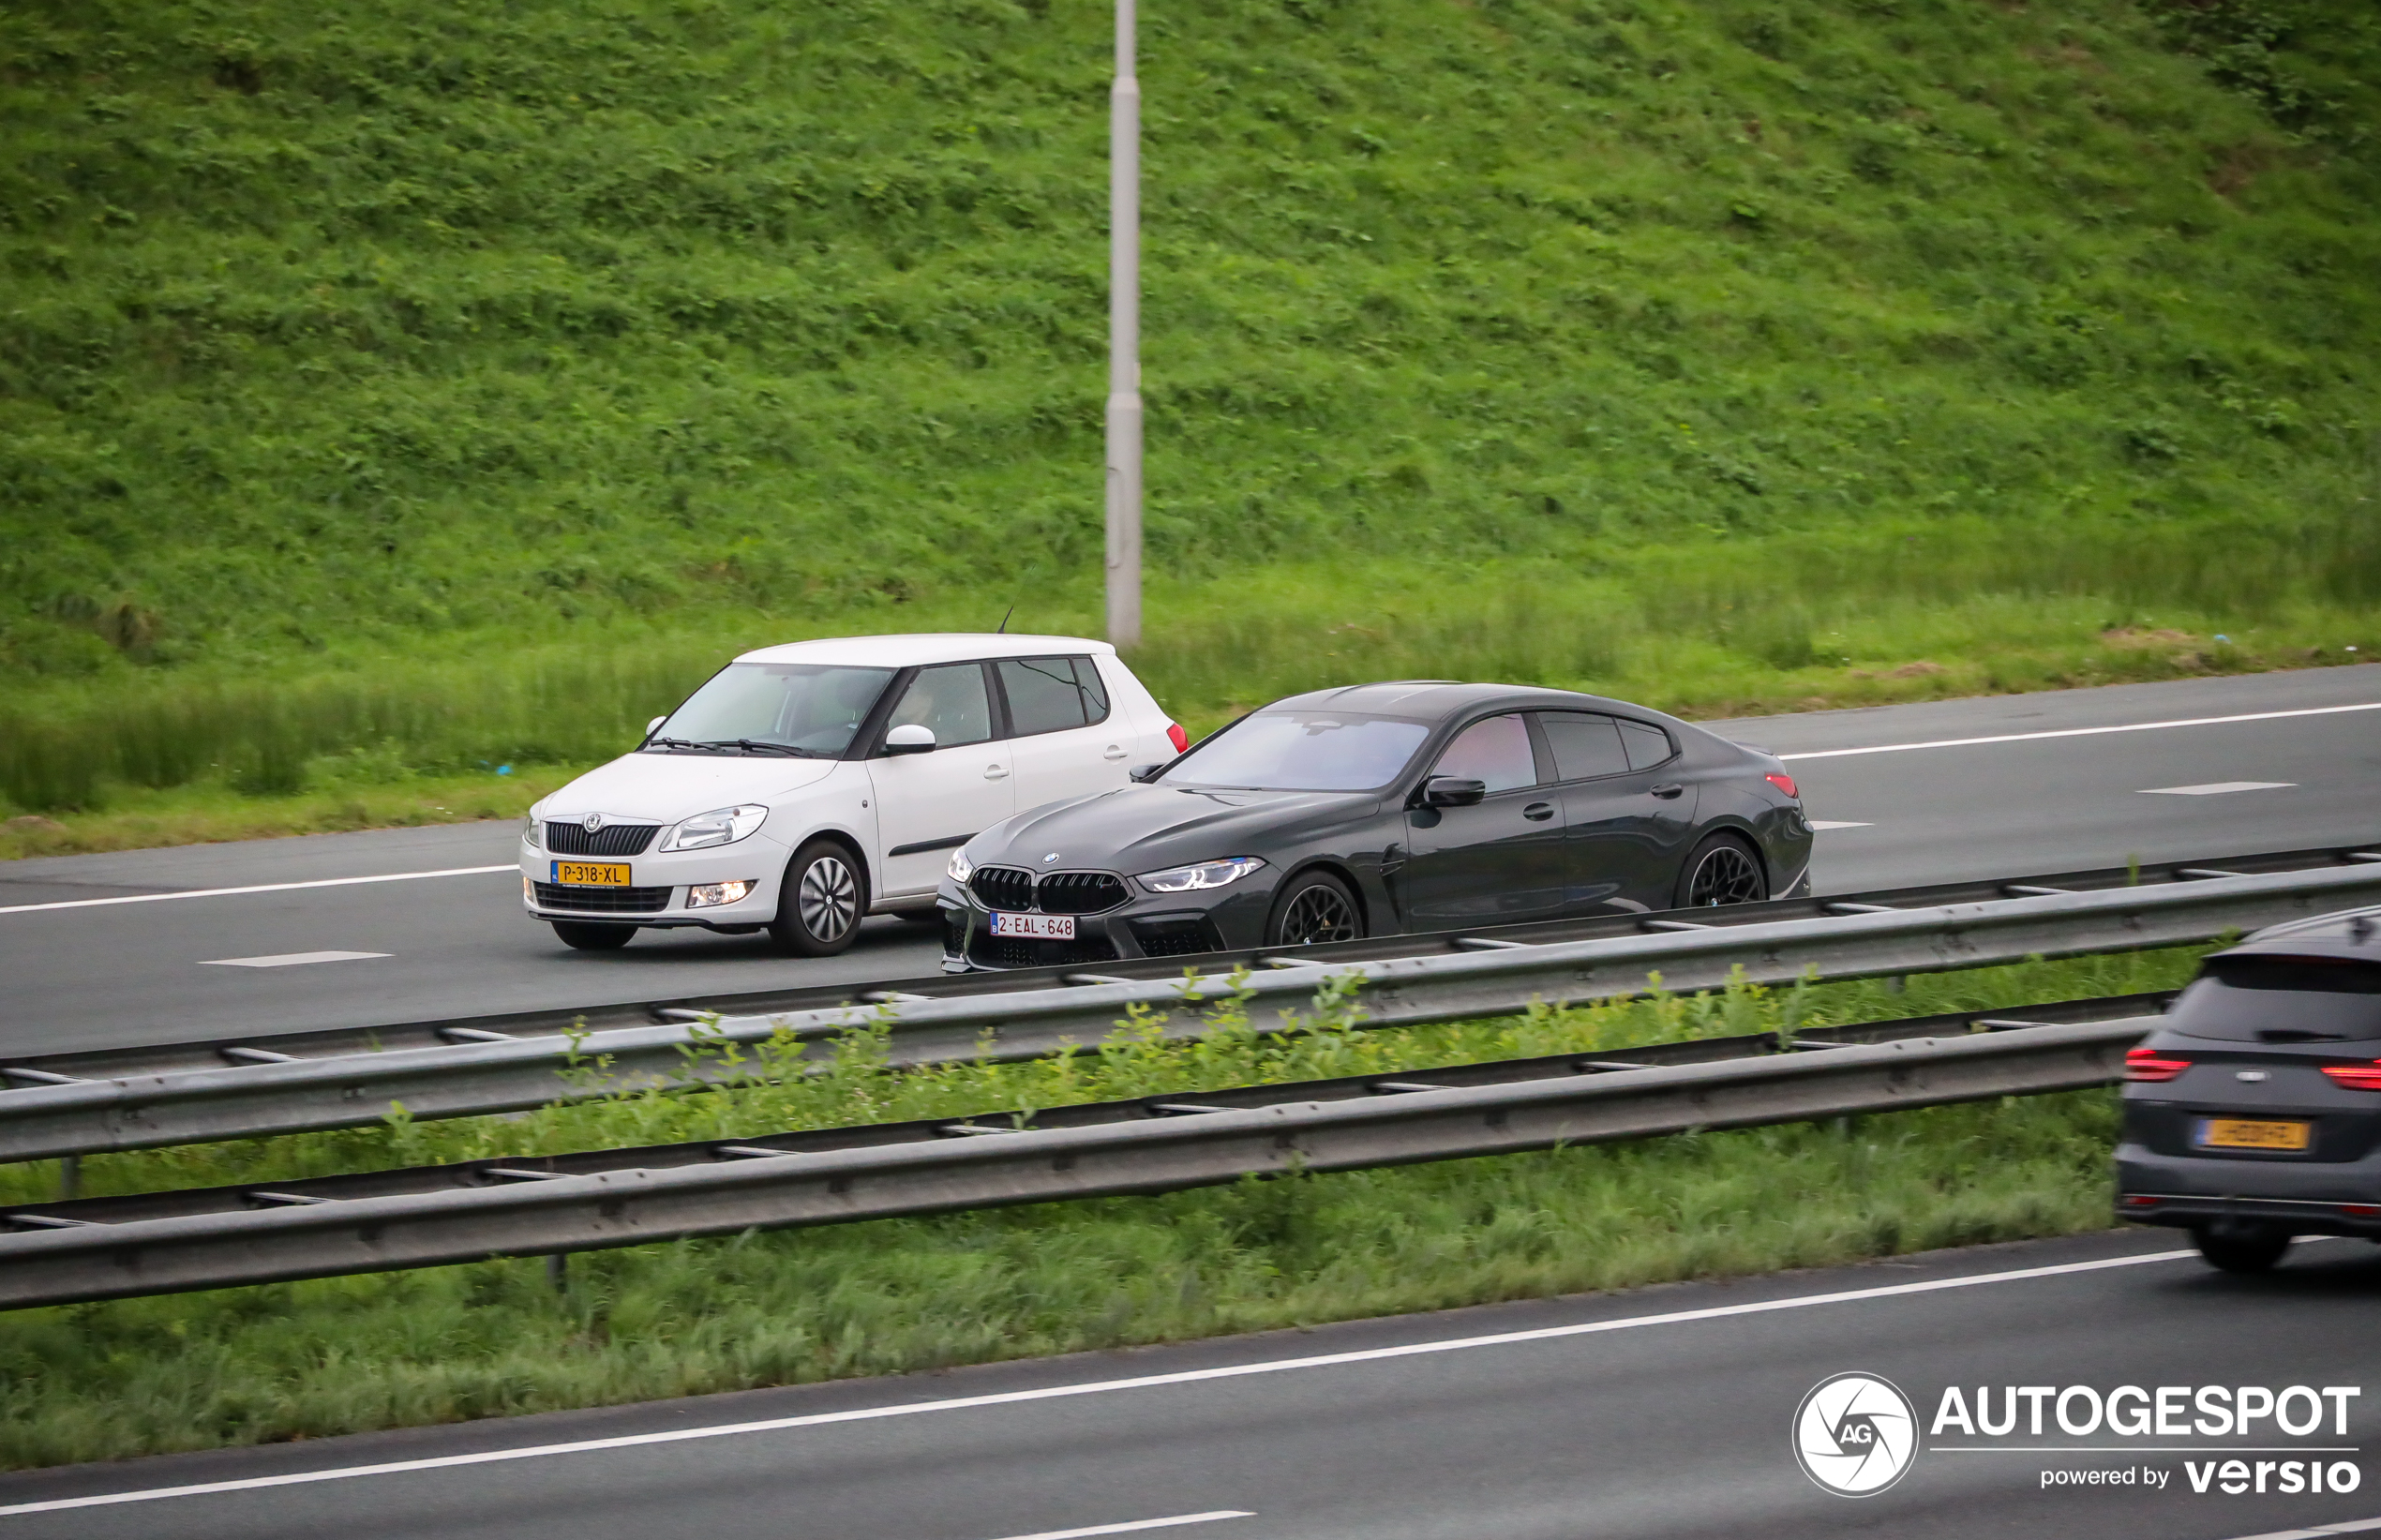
200, 951, 392, 969
2138, 782, 2297, 797
984, 1514, 1255, 1540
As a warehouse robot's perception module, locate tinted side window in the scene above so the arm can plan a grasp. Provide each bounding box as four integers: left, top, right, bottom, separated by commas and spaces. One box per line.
1539, 712, 1630, 781
888, 664, 993, 749
1618, 719, 1675, 770
1433, 714, 1537, 795
1071, 657, 1112, 725
998, 657, 1095, 737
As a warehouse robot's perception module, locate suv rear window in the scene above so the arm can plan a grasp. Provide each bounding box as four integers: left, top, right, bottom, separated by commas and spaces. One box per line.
2167, 955, 2381, 1042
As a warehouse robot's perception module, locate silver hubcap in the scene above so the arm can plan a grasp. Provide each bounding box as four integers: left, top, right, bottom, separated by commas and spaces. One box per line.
1687, 845, 1764, 907
798, 855, 858, 940
1276, 884, 1357, 945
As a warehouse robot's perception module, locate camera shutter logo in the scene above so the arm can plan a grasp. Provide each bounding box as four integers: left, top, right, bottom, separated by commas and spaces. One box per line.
1794, 1372, 1919, 1497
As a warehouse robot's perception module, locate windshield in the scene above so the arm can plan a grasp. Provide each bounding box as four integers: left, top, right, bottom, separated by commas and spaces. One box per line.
2169, 956, 2381, 1042
650, 663, 894, 757
1161, 710, 1430, 792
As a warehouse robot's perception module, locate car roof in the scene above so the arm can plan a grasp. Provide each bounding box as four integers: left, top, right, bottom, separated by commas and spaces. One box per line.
1265, 680, 1680, 722
734, 633, 1115, 668
2223, 905, 2381, 964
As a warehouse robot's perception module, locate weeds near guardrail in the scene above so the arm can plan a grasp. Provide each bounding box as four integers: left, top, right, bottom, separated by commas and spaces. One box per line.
11, 945, 2207, 1215
0, 945, 2206, 1468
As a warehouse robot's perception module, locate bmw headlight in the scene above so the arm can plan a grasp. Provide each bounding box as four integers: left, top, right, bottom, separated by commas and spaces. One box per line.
1136, 856, 1265, 893
659, 804, 769, 852
946, 847, 974, 884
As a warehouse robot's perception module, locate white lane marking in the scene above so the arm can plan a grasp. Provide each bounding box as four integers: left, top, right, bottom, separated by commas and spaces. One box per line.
2139, 781, 2296, 797
2219, 1517, 2381, 1540
984, 1513, 1253, 1540
0, 1247, 2199, 1518
199, 951, 392, 969
0, 866, 515, 918
1809, 821, 1871, 830
1933, 1446, 2359, 1454
1778, 701, 2381, 761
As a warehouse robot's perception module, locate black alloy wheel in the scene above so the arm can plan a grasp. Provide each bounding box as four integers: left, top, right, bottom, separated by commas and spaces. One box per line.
1267, 871, 1362, 947
551, 920, 636, 951
1677, 833, 1768, 908
769, 840, 867, 957
2192, 1222, 2292, 1274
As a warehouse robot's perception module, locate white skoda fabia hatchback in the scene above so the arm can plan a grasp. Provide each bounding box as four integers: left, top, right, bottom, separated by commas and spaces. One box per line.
521, 635, 1184, 954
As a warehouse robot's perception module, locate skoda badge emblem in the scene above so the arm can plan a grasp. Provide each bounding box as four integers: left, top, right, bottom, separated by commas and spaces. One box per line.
582, 814, 605, 833
1043, 852, 1061, 864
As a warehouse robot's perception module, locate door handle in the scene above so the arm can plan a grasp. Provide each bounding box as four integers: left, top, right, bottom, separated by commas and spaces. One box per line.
984, 764, 1009, 780
1651, 783, 1684, 800
1523, 801, 1555, 821
1103, 745, 1127, 760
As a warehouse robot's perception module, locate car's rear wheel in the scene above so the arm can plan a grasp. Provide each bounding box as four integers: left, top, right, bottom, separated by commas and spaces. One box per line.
2192, 1222, 2291, 1274
551, 920, 635, 951
1676, 832, 1768, 908
769, 840, 866, 956
1267, 871, 1361, 948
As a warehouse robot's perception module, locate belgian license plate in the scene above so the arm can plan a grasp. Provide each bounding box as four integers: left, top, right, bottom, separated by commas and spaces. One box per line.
990, 911, 1075, 940
550, 860, 630, 888
2197, 1117, 2312, 1152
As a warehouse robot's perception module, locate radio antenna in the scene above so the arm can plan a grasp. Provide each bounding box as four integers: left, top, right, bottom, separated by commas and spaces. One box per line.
997, 606, 1013, 634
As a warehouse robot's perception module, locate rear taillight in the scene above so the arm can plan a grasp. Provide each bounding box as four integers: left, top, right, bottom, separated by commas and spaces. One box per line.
2125, 1046, 2192, 1083
2321, 1060, 2381, 1091
1765, 771, 1798, 800
1167, 723, 1190, 754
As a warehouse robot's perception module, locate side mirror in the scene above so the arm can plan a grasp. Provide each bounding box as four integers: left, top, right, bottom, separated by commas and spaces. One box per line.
1128, 763, 1164, 784
883, 724, 937, 755
645, 715, 667, 738
1423, 775, 1487, 808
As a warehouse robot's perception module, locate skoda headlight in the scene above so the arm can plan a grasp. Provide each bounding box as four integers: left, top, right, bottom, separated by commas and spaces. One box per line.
1136, 856, 1265, 894
659, 803, 769, 852
521, 815, 543, 851
946, 847, 974, 884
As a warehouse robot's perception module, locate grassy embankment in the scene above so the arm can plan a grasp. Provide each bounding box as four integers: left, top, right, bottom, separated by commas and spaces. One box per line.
3, 0, 2378, 852
0, 945, 2204, 1467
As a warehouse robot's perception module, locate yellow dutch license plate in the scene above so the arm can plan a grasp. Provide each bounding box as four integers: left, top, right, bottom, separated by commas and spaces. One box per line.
2198, 1117, 2311, 1152
550, 860, 630, 888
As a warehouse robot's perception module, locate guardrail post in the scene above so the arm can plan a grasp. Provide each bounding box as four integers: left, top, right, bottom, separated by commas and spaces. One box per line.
547, 1252, 568, 1293
56, 1155, 77, 1202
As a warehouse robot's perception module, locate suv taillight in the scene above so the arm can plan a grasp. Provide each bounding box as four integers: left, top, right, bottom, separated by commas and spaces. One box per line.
2322, 1061, 2381, 1091
1167, 723, 1190, 754
2125, 1046, 2192, 1083
1765, 771, 1798, 800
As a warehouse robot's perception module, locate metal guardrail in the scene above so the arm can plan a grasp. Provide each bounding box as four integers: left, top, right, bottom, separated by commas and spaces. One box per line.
0, 1000, 2160, 1309
0, 848, 2374, 1165
8, 845, 2366, 1084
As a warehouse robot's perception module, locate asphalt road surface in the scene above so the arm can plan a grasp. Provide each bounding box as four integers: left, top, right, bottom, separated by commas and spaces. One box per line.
1, 665, 2374, 1058
2, 1229, 2375, 1539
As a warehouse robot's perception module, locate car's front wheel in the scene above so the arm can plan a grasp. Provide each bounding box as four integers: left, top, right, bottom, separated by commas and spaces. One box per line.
769, 840, 867, 956
2192, 1222, 2291, 1274
1675, 832, 1768, 909
551, 920, 635, 951
1266, 870, 1362, 948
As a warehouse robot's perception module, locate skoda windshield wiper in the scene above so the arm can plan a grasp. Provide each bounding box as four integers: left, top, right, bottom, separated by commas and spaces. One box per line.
697, 739, 816, 757
643, 737, 714, 752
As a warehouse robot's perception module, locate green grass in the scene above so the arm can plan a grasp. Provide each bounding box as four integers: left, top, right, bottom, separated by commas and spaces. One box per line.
2, 0, 2379, 826
0, 947, 2200, 1467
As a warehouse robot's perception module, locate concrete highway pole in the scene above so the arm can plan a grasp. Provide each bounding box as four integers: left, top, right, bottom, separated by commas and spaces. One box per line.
1104, 0, 1143, 650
